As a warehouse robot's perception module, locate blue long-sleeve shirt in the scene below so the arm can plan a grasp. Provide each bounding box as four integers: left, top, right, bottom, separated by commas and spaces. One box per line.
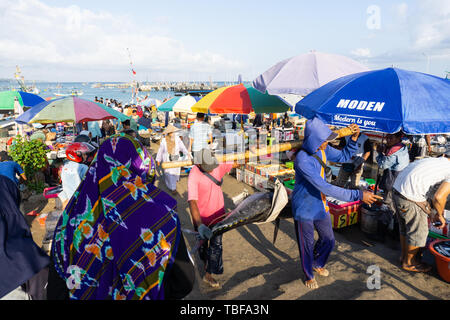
292, 118, 363, 221
376, 145, 409, 172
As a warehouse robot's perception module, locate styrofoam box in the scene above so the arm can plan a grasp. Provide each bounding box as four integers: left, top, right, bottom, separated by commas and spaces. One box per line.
254, 174, 269, 191
236, 167, 244, 182
244, 170, 255, 186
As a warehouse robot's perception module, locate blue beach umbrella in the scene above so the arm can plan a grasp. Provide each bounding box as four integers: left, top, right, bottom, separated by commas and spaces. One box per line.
295, 67, 450, 134
0, 90, 45, 111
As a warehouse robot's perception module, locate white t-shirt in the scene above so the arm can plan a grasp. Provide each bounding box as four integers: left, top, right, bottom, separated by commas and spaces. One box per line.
189, 121, 212, 152
393, 157, 450, 202
59, 161, 89, 202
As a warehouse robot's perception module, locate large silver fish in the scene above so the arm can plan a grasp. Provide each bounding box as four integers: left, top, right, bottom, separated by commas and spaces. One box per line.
184, 192, 275, 257
211, 192, 274, 236
434, 241, 450, 258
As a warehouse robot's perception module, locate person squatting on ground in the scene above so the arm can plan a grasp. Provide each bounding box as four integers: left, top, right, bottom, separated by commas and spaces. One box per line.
291, 118, 382, 289
48, 133, 195, 300
392, 151, 450, 273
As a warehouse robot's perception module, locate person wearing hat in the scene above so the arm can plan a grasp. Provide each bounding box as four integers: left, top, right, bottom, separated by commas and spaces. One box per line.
156, 124, 191, 195
392, 150, 450, 273
292, 117, 382, 289
187, 148, 241, 288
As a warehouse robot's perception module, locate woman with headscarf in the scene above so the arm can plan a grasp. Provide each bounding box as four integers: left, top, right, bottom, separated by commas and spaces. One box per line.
156, 124, 191, 195
47, 133, 194, 300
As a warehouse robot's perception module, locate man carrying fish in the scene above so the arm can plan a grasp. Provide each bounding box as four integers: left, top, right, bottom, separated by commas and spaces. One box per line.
187, 148, 242, 288
392, 150, 450, 273
292, 117, 382, 289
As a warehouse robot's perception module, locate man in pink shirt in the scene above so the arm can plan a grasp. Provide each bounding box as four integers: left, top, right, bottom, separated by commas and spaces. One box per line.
188, 148, 240, 288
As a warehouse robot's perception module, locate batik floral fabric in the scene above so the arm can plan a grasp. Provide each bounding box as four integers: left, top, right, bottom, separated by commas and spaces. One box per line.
52, 134, 180, 300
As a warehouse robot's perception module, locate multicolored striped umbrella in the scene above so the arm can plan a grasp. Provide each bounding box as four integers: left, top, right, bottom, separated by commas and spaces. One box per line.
15, 96, 130, 124
191, 84, 290, 114
157, 95, 200, 112
0, 91, 45, 110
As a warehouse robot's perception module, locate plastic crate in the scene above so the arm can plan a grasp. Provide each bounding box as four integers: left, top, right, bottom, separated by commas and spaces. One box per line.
43, 186, 63, 199
328, 200, 362, 229
285, 161, 294, 170
283, 179, 295, 190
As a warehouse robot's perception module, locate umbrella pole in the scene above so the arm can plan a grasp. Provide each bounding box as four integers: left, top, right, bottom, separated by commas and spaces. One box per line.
374, 134, 385, 195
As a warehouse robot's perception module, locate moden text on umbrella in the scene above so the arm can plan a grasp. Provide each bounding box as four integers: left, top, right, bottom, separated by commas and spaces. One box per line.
336, 99, 385, 112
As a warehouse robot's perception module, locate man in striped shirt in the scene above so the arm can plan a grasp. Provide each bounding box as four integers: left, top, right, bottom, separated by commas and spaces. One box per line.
392, 150, 450, 273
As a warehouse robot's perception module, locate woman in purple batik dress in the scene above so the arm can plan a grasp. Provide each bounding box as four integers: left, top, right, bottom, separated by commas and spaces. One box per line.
47, 133, 194, 300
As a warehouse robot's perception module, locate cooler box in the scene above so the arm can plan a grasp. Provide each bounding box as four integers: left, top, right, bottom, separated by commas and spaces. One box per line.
274, 128, 294, 141
254, 174, 269, 191
328, 200, 362, 229
244, 170, 255, 187
236, 167, 244, 182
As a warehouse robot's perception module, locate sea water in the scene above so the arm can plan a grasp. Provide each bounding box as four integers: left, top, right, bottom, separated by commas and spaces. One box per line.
0, 80, 176, 105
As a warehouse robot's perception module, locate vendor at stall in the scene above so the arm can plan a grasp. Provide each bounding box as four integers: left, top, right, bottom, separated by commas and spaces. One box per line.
375, 132, 410, 212
335, 132, 372, 188
0, 153, 26, 186
156, 125, 191, 195
291, 117, 382, 289
392, 151, 450, 273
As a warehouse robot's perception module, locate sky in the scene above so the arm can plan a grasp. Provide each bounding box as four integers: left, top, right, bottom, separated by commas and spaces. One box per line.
0, 0, 449, 82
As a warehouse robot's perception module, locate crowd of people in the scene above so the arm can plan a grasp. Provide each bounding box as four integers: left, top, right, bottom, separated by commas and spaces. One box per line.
0, 96, 449, 299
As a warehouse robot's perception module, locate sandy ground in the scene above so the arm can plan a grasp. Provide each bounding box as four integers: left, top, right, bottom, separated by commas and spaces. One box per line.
25, 142, 449, 300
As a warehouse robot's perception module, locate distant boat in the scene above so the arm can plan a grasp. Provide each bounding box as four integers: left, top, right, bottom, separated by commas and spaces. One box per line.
13, 65, 40, 94
54, 90, 84, 97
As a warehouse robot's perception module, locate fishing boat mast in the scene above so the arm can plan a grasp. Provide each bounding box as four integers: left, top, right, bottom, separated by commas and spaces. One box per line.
14, 66, 28, 92
14, 65, 40, 94
126, 48, 139, 104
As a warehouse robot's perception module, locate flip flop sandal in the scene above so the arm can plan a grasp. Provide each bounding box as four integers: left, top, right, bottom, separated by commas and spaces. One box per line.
402, 263, 432, 273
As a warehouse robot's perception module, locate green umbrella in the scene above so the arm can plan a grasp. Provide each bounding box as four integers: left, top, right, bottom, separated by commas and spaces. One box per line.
0, 90, 45, 111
